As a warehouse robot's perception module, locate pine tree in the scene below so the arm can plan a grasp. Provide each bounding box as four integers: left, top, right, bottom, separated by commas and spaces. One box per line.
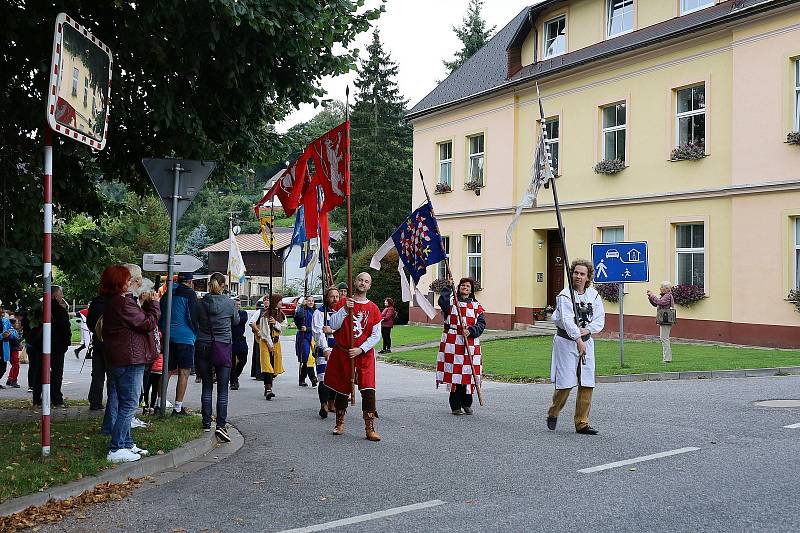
182, 223, 211, 273
443, 0, 496, 74
332, 29, 412, 265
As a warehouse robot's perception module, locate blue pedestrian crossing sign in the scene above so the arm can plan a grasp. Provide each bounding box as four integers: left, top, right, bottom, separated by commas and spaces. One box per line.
591, 241, 649, 283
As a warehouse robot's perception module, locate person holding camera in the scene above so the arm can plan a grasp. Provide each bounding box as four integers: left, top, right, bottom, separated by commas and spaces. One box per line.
546, 259, 605, 435
647, 282, 675, 363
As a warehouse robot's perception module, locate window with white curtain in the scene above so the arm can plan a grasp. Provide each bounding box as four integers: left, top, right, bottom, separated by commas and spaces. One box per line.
71, 67, 79, 97
602, 102, 626, 161
467, 134, 484, 186
601, 226, 625, 243
544, 118, 559, 175
543, 16, 566, 58
794, 59, 800, 131
795, 218, 800, 289
466, 235, 482, 285
676, 84, 706, 147
607, 0, 634, 37
438, 142, 452, 186
676, 223, 704, 288
681, 0, 714, 15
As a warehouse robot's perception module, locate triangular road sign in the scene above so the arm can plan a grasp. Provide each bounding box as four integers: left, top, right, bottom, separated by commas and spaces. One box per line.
142, 158, 216, 222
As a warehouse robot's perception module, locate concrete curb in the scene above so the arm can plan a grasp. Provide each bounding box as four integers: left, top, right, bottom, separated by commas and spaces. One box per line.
596, 366, 800, 383
0, 424, 244, 517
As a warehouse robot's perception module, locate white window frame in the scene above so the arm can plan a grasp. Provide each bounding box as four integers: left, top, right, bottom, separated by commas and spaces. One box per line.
676, 84, 706, 147
601, 226, 625, 243
794, 58, 800, 132
543, 16, 566, 59
466, 235, 482, 286
438, 141, 452, 186
795, 218, 800, 289
230, 282, 239, 296
71, 67, 79, 97
438, 236, 450, 280
543, 118, 559, 175
675, 223, 705, 288
680, 0, 714, 16
83, 76, 89, 107
602, 102, 627, 162
607, 0, 634, 38
467, 134, 485, 186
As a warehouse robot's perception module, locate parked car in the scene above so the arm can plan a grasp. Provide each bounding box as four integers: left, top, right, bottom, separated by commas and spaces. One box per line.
280, 296, 301, 318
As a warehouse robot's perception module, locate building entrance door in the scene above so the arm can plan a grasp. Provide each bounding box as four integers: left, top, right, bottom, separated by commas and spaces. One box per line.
547, 230, 565, 308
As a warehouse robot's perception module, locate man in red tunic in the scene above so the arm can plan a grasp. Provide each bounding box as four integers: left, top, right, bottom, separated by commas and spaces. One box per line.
324, 272, 383, 441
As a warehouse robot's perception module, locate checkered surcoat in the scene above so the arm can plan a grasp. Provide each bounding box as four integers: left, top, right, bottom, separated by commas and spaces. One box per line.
436, 300, 484, 394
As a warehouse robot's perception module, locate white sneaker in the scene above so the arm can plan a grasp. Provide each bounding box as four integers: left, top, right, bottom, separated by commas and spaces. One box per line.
128, 445, 149, 457
166, 400, 173, 408
107, 449, 141, 463
130, 417, 147, 428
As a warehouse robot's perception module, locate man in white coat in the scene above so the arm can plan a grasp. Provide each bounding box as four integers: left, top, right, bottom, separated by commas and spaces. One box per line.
547, 259, 605, 435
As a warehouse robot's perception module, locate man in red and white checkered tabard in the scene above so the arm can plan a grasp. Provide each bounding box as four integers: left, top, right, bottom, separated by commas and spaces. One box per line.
436, 277, 486, 416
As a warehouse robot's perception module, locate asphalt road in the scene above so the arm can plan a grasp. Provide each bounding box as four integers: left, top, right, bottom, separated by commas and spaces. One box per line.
7, 325, 800, 533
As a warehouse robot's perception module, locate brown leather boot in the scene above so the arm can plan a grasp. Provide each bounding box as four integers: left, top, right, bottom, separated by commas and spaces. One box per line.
363, 412, 381, 442
333, 410, 346, 435
326, 399, 335, 413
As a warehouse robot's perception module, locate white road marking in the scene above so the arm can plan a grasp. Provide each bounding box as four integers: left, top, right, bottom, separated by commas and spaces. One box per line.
276, 500, 446, 533
783, 422, 800, 429
578, 447, 700, 474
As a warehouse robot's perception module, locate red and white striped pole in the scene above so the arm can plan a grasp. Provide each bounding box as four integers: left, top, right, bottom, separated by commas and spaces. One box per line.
42, 126, 53, 457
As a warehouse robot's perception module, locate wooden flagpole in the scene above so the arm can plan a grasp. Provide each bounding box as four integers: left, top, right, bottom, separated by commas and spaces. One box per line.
345, 86, 356, 405
418, 170, 484, 406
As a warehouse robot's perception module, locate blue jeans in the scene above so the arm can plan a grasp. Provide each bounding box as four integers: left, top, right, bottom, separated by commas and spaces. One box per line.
100, 374, 118, 435
107, 364, 145, 452
195, 344, 231, 429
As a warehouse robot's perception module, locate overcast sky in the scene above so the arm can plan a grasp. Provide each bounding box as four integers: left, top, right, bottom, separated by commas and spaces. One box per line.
277, 0, 540, 132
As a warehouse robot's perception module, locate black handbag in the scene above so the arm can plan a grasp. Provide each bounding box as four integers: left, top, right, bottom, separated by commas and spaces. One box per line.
656, 307, 676, 326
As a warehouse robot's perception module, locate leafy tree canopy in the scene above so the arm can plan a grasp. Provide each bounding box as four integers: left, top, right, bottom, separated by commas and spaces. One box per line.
0, 0, 383, 306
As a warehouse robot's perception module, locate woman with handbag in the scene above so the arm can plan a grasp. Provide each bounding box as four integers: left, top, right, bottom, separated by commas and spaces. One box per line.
196, 272, 240, 442
647, 282, 676, 363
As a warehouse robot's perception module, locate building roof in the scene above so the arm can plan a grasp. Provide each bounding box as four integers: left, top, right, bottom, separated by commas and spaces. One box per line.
406, 0, 788, 121
201, 229, 343, 254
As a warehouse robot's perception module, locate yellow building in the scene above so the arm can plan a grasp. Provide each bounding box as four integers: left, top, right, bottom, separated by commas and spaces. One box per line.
408, 0, 800, 348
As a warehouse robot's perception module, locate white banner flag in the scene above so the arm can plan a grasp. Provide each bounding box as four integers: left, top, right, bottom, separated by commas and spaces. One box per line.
228, 228, 246, 285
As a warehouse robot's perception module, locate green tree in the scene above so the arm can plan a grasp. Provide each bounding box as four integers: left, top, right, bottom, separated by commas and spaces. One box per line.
443, 0, 496, 74
182, 224, 212, 273
332, 29, 412, 266
0, 0, 383, 306
102, 192, 170, 267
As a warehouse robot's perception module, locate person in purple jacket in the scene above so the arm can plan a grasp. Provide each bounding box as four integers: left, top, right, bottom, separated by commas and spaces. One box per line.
647, 282, 675, 363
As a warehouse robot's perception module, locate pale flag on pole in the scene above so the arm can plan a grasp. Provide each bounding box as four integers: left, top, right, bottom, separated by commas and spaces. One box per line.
506, 84, 555, 245
228, 228, 246, 285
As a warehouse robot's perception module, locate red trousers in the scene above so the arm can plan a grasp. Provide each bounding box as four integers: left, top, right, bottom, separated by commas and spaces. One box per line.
8, 349, 20, 381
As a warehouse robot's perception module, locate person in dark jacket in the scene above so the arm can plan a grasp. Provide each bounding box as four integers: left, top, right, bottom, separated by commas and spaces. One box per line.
101, 264, 161, 463
49, 286, 72, 407
229, 296, 249, 390
159, 272, 199, 415
294, 296, 318, 387
195, 272, 239, 442
86, 294, 106, 410
26, 289, 71, 406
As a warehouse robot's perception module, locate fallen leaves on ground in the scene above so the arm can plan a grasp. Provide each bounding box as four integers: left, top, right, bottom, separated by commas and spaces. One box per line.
0, 477, 144, 532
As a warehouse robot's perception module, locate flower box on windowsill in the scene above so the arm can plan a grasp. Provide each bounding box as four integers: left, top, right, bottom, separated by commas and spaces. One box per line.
786, 131, 800, 145
593, 159, 626, 175
788, 289, 800, 313
429, 278, 449, 293
463, 180, 484, 191
672, 284, 707, 307
670, 143, 707, 161
434, 183, 452, 194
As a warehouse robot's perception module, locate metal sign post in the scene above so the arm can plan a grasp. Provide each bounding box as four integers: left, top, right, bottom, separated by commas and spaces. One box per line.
42, 13, 113, 457
591, 241, 649, 368
142, 158, 215, 416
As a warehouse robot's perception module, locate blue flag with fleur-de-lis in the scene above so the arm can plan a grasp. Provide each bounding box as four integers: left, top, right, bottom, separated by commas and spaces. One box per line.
390, 201, 446, 284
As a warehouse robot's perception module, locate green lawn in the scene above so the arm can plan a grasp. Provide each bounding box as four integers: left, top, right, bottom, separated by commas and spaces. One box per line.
388, 325, 443, 347
0, 414, 202, 503
386, 337, 800, 381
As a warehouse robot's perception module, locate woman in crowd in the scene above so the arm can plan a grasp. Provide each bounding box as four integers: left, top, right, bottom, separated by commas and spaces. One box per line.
253, 293, 286, 400
195, 272, 239, 442
647, 282, 676, 363
294, 295, 318, 387
101, 264, 160, 463
378, 297, 397, 354
229, 296, 249, 391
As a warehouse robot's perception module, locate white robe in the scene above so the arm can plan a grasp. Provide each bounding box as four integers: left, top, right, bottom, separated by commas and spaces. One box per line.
550, 286, 605, 389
